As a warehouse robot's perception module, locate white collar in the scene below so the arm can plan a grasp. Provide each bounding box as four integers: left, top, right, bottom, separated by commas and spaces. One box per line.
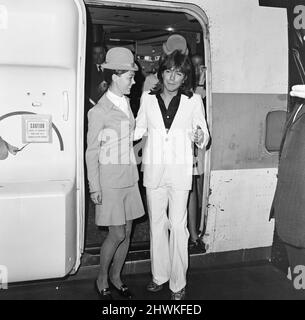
106, 90, 129, 118
106, 90, 125, 106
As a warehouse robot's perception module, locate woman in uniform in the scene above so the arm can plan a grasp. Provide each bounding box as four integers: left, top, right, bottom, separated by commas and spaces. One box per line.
86, 47, 144, 300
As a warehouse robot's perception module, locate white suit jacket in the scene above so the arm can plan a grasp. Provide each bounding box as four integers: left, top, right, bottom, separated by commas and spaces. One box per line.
135, 91, 209, 190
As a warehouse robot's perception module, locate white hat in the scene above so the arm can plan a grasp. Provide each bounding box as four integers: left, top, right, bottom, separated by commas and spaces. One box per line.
162, 34, 189, 55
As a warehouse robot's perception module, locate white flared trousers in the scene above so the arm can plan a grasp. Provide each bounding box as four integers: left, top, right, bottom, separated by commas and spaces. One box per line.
146, 186, 189, 293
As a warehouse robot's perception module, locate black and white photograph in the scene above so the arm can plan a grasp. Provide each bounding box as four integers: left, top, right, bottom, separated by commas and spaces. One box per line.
0, 0, 305, 314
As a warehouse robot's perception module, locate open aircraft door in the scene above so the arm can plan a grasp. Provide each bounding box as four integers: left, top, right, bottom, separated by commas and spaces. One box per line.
0, 0, 87, 282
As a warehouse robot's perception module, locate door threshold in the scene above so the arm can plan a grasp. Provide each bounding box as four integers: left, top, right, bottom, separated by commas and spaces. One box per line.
71, 246, 272, 281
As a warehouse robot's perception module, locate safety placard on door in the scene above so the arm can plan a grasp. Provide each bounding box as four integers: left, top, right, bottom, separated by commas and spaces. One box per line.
22, 114, 53, 143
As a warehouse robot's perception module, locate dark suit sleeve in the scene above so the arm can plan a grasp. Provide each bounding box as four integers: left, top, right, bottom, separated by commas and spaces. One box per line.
85, 106, 105, 193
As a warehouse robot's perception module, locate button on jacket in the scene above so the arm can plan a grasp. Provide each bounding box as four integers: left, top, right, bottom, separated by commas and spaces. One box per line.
86, 93, 138, 193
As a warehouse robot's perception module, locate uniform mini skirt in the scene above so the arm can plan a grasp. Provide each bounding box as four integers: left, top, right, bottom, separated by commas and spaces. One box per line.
95, 183, 144, 226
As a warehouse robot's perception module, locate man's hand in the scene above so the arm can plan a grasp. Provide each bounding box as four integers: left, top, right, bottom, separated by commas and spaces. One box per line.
290, 85, 305, 99
192, 126, 204, 144
0, 137, 18, 159
7, 143, 19, 155
90, 191, 102, 205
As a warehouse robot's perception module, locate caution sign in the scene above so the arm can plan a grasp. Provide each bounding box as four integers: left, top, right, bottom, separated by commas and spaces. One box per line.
22, 114, 52, 143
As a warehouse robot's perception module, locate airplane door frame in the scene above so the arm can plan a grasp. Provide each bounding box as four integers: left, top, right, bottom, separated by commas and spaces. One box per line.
84, 0, 212, 246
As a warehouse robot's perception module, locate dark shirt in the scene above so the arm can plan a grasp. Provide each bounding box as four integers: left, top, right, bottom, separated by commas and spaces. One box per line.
156, 93, 181, 130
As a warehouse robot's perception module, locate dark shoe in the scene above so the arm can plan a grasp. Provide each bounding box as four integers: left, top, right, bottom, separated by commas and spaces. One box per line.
189, 238, 206, 253
146, 281, 163, 292
95, 280, 113, 300
109, 281, 133, 299
171, 287, 186, 300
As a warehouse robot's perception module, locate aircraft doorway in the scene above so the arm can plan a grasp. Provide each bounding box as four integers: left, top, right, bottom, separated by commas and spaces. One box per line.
83, 1, 211, 255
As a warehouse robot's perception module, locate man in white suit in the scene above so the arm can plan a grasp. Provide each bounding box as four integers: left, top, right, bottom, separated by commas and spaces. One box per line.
134, 35, 209, 300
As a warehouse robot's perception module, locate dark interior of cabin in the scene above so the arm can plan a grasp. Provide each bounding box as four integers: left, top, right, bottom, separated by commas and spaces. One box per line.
83, 5, 205, 256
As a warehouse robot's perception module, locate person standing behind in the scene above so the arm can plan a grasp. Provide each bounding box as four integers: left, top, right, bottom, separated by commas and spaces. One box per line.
188, 54, 208, 251
84, 43, 108, 238
271, 84, 305, 284
86, 43, 108, 108
143, 66, 158, 92
86, 47, 144, 300
134, 37, 209, 300
191, 54, 206, 102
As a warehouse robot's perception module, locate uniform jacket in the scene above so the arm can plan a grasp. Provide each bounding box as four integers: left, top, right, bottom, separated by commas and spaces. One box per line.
86, 93, 138, 192
135, 91, 209, 190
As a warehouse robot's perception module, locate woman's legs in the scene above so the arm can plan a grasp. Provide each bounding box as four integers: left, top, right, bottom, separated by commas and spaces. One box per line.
96, 224, 126, 290
110, 220, 133, 287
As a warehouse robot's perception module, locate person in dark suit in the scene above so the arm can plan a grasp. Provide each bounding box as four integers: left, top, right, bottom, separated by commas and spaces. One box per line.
86, 43, 107, 108
271, 84, 305, 284
84, 43, 108, 266
188, 54, 207, 252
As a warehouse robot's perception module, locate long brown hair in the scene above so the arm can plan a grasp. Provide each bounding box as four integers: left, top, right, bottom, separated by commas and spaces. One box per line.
150, 50, 193, 98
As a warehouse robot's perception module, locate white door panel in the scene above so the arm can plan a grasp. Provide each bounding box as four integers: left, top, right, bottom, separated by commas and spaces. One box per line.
0, 0, 86, 282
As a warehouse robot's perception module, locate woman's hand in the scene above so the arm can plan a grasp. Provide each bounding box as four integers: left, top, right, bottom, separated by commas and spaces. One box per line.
90, 191, 102, 205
